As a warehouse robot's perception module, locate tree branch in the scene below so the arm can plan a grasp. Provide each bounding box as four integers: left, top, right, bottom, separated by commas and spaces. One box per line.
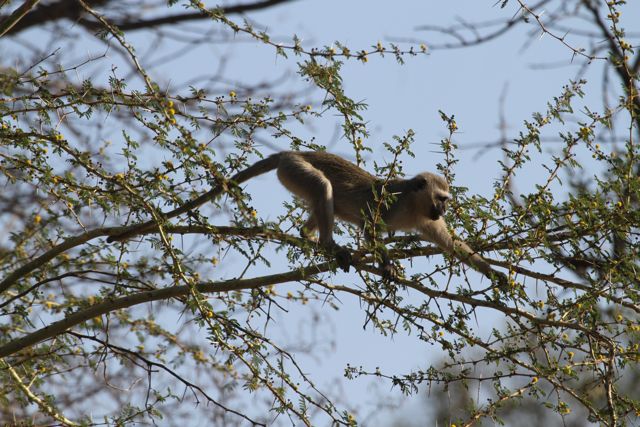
0, 0, 40, 37
0, 263, 331, 358
2, 0, 295, 35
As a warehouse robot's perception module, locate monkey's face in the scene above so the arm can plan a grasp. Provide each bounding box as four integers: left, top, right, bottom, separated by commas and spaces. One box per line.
416, 173, 450, 220
431, 189, 451, 219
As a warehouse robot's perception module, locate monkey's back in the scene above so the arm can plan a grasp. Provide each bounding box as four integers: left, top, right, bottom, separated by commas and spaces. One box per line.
295, 151, 377, 223
297, 151, 375, 189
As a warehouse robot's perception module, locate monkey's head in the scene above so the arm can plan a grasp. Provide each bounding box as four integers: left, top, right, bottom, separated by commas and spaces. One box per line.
411, 173, 451, 220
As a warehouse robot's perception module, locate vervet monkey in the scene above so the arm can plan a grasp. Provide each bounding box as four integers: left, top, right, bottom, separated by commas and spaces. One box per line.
108, 151, 505, 284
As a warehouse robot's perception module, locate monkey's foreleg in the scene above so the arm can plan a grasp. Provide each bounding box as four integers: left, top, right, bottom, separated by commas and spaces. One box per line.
420, 222, 507, 286
452, 240, 509, 287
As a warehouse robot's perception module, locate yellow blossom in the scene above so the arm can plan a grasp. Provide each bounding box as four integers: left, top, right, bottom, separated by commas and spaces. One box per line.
578, 126, 591, 140
34, 214, 41, 224
559, 404, 571, 415
229, 90, 237, 98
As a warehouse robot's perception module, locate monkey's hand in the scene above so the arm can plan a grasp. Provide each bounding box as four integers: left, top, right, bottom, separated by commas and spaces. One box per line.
333, 246, 352, 273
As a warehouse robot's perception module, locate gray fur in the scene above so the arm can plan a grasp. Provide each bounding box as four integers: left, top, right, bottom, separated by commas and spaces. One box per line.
236, 151, 503, 282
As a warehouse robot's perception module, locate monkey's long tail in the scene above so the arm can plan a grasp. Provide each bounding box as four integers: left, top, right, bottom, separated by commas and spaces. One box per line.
106, 153, 282, 243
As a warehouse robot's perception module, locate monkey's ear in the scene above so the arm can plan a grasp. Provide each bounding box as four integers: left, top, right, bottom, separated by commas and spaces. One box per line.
409, 176, 427, 192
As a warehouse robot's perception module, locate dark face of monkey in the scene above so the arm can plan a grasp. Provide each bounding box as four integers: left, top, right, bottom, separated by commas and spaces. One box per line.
412, 173, 451, 221
431, 190, 450, 219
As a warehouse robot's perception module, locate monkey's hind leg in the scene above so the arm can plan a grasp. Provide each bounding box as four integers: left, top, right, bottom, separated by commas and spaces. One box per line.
276, 154, 352, 272
300, 215, 318, 241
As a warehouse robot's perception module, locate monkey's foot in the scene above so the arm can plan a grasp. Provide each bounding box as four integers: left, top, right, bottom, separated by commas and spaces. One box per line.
333, 247, 352, 273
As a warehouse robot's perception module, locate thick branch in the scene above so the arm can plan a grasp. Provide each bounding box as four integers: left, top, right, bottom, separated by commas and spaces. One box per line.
2, 0, 295, 35
0, 263, 330, 358
0, 0, 40, 37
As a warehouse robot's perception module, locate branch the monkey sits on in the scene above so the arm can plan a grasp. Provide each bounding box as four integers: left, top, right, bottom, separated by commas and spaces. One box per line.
108, 151, 505, 284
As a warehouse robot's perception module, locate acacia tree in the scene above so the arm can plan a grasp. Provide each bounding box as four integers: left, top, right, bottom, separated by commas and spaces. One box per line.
0, 1, 638, 426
